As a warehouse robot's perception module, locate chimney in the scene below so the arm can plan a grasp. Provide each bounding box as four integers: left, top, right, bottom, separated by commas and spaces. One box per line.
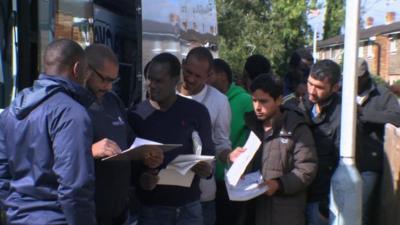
386, 12, 396, 25
365, 17, 374, 28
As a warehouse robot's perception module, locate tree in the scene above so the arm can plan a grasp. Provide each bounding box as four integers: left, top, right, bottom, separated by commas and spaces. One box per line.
323, 0, 345, 39
216, 0, 311, 79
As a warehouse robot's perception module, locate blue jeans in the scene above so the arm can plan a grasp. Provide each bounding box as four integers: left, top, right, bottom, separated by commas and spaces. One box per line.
201, 200, 215, 225
306, 202, 329, 225
138, 201, 203, 225
361, 171, 379, 225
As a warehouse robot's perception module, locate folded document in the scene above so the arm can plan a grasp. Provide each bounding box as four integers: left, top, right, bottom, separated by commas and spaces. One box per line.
226, 131, 262, 186
157, 154, 215, 187
225, 170, 268, 201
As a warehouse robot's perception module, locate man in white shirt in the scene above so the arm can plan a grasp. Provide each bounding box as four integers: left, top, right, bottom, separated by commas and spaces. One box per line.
177, 47, 232, 225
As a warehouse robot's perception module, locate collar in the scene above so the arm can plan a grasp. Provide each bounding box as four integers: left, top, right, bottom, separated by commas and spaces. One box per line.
177, 85, 208, 103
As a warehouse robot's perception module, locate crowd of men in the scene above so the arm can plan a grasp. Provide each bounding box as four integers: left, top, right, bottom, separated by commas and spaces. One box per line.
0, 38, 399, 225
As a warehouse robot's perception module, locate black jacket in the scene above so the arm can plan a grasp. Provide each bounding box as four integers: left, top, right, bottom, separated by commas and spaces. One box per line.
89, 92, 133, 224
356, 80, 400, 172
299, 93, 341, 203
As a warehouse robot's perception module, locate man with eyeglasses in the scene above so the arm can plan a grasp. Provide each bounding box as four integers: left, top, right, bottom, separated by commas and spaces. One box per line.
85, 44, 163, 225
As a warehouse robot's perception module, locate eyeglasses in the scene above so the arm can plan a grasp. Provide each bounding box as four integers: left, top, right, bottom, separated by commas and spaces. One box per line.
89, 65, 120, 84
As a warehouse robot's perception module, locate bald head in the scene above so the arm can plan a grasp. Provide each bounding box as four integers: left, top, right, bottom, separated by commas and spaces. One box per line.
84, 44, 119, 99
44, 39, 87, 85
84, 44, 118, 71
44, 39, 85, 74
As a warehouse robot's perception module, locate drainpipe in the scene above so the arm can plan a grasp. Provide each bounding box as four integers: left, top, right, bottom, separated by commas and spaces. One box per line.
329, 0, 363, 224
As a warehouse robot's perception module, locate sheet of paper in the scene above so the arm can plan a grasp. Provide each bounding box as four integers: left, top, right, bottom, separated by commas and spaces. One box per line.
129, 137, 162, 149
166, 154, 215, 175
225, 170, 268, 201
226, 131, 262, 186
102, 137, 182, 161
157, 169, 195, 187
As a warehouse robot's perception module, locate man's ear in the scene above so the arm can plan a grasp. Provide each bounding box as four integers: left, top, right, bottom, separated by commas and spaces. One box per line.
276, 95, 283, 105
72, 61, 80, 80
332, 83, 340, 93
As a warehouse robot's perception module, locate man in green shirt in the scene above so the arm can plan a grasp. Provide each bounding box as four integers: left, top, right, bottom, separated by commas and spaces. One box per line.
207, 58, 253, 225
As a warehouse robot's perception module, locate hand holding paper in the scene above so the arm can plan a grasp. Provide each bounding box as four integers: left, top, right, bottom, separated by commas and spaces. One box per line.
229, 147, 246, 163
92, 138, 122, 159
140, 169, 159, 190
191, 161, 212, 178
144, 149, 164, 168
157, 154, 215, 187
225, 170, 268, 201
226, 132, 262, 186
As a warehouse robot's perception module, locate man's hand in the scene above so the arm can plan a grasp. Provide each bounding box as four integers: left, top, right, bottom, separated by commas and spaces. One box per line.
143, 148, 164, 168
140, 169, 159, 190
262, 179, 281, 196
92, 138, 121, 159
228, 147, 246, 163
191, 161, 212, 178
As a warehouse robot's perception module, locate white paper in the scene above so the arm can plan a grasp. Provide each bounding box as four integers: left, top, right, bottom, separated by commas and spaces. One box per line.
167, 154, 214, 175
226, 131, 262, 186
225, 170, 268, 201
102, 137, 182, 161
157, 154, 215, 187
157, 169, 195, 187
129, 137, 162, 149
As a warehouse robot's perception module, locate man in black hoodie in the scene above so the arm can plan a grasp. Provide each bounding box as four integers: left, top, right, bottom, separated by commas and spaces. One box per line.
85, 44, 163, 225
0, 39, 96, 225
355, 58, 400, 225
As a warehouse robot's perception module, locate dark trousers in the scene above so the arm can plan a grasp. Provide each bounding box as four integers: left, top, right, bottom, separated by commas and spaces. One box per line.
215, 181, 251, 225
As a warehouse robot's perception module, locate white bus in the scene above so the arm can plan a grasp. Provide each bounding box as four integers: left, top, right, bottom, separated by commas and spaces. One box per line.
0, 0, 218, 108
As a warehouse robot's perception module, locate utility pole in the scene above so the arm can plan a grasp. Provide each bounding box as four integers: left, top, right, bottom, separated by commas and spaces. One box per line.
312, 29, 318, 63
329, 0, 362, 224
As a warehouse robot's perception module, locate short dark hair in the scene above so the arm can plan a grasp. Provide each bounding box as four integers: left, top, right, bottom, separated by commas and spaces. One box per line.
143, 60, 151, 78
186, 47, 213, 70
44, 39, 85, 72
85, 44, 118, 70
296, 48, 314, 62
244, 54, 271, 81
212, 58, 232, 84
149, 52, 181, 78
250, 74, 283, 100
310, 59, 341, 85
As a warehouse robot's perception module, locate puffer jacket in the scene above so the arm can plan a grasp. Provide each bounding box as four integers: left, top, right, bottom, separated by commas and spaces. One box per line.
245, 106, 318, 225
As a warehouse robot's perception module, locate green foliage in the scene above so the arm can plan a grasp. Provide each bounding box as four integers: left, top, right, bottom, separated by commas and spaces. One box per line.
394, 79, 400, 85
323, 0, 345, 39
371, 75, 387, 86
216, 0, 310, 78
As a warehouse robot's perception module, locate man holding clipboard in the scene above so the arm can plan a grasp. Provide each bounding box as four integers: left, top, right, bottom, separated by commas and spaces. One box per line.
85, 44, 163, 225
128, 53, 215, 225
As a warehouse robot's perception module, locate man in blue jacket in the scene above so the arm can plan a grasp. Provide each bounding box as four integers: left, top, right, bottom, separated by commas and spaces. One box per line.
0, 39, 97, 225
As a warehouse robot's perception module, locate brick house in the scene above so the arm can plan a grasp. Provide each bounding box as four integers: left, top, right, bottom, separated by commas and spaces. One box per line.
317, 13, 400, 84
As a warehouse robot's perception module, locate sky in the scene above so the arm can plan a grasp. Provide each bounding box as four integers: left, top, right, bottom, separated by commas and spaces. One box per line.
308, 0, 400, 39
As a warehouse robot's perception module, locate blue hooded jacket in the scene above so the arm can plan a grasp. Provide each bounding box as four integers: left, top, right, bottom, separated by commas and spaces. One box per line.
0, 74, 96, 225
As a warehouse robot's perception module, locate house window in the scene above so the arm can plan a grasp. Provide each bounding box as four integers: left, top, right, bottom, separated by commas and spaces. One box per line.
390, 37, 397, 54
